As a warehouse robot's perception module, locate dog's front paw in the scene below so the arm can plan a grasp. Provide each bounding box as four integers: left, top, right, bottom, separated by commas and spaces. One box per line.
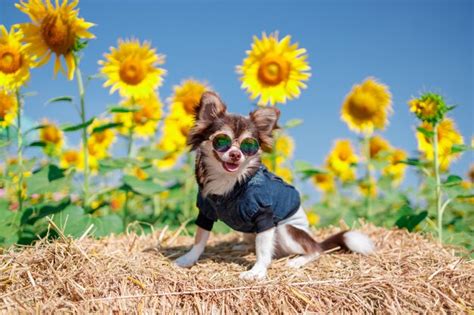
239, 265, 267, 280
174, 253, 197, 268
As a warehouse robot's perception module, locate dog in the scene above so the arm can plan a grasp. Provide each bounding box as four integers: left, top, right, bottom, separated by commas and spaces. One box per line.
174, 91, 374, 280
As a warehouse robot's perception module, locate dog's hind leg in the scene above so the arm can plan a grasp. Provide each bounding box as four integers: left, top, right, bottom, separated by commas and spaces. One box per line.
276, 223, 323, 269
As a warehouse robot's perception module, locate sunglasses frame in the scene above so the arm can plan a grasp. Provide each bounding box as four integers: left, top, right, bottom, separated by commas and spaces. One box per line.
211, 133, 260, 156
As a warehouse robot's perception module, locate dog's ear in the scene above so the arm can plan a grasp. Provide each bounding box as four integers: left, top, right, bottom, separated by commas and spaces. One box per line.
196, 91, 227, 122
250, 107, 280, 152
187, 91, 227, 151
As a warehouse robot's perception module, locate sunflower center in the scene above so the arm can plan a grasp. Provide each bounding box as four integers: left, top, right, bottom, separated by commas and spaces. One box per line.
41, 13, 75, 55
119, 58, 146, 85
94, 132, 107, 143
65, 151, 79, 163
0, 47, 22, 74
258, 55, 290, 86
338, 150, 350, 161
182, 96, 200, 114
43, 126, 61, 144
347, 94, 378, 121
133, 111, 145, 124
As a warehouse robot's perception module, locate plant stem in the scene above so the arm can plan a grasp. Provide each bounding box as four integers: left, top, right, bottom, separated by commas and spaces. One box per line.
15, 90, 24, 214
123, 126, 134, 225
74, 56, 90, 208
364, 134, 373, 219
432, 123, 443, 242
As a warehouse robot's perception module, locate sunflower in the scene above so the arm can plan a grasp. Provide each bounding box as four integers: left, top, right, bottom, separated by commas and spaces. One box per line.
109, 191, 126, 212
408, 93, 447, 124
83, 141, 100, 172
358, 178, 377, 197
237, 32, 311, 106
39, 120, 63, 156
369, 135, 391, 160
275, 133, 295, 159
261, 154, 294, 183
273, 165, 293, 183
16, 0, 95, 80
59, 148, 80, 169
114, 93, 163, 138
153, 149, 180, 170
87, 118, 116, 159
382, 148, 407, 186
312, 170, 336, 193
156, 80, 207, 167
416, 118, 464, 171
306, 212, 320, 226
341, 77, 392, 134
0, 89, 18, 128
171, 79, 208, 115
325, 139, 358, 182
0, 24, 33, 90
99, 38, 166, 98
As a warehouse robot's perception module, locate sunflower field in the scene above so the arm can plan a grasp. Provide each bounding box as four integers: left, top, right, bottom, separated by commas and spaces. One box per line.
0, 0, 473, 254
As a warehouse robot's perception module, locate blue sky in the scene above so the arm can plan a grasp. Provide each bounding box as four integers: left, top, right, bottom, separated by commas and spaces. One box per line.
1, 0, 473, 188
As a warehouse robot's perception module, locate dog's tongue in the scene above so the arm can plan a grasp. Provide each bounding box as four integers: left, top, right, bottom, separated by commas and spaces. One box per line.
223, 162, 240, 172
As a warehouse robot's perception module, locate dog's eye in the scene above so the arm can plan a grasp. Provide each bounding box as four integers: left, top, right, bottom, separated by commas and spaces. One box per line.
240, 137, 259, 156
212, 134, 232, 152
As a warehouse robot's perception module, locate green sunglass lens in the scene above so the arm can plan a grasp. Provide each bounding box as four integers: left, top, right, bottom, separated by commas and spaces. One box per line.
240, 138, 259, 156
212, 134, 232, 152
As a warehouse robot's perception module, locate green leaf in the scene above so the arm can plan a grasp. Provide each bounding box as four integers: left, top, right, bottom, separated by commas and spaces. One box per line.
0, 225, 19, 247
99, 158, 136, 172
73, 39, 88, 52
443, 175, 462, 187
92, 122, 123, 134
398, 158, 428, 167
283, 119, 303, 129
395, 211, 428, 232
451, 144, 471, 154
446, 105, 457, 112
25, 165, 72, 195
92, 214, 124, 237
108, 105, 140, 113
123, 175, 166, 196
137, 147, 167, 160
24, 124, 48, 136
27, 141, 46, 147
21, 198, 71, 225
457, 194, 474, 199
294, 160, 326, 179
52, 205, 92, 238
45, 96, 73, 105
48, 164, 66, 181
416, 127, 435, 138
62, 118, 94, 132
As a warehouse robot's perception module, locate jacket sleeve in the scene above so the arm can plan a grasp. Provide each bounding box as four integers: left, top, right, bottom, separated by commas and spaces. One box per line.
195, 192, 216, 231
253, 207, 276, 233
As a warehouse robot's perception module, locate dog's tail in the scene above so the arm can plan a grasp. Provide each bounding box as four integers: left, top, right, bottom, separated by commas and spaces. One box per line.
320, 230, 375, 255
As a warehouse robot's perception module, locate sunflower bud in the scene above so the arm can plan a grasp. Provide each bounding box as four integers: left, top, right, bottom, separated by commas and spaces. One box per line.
408, 92, 449, 124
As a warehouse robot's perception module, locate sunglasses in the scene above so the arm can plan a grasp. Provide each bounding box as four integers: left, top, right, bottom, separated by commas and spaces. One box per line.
212, 133, 260, 156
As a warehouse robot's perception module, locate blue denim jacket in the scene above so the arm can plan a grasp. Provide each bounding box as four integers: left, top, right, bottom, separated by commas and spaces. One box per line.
195, 165, 301, 233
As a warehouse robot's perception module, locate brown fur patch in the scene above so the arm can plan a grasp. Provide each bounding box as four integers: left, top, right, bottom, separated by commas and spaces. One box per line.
286, 225, 322, 254
320, 231, 349, 252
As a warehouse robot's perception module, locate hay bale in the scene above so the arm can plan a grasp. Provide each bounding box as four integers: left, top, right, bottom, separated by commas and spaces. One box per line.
0, 224, 472, 313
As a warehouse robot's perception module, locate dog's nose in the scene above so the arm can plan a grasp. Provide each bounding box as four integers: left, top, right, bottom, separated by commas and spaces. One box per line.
229, 150, 242, 161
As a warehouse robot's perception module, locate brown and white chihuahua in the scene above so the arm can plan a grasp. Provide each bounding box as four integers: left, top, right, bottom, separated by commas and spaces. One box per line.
175, 92, 374, 280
